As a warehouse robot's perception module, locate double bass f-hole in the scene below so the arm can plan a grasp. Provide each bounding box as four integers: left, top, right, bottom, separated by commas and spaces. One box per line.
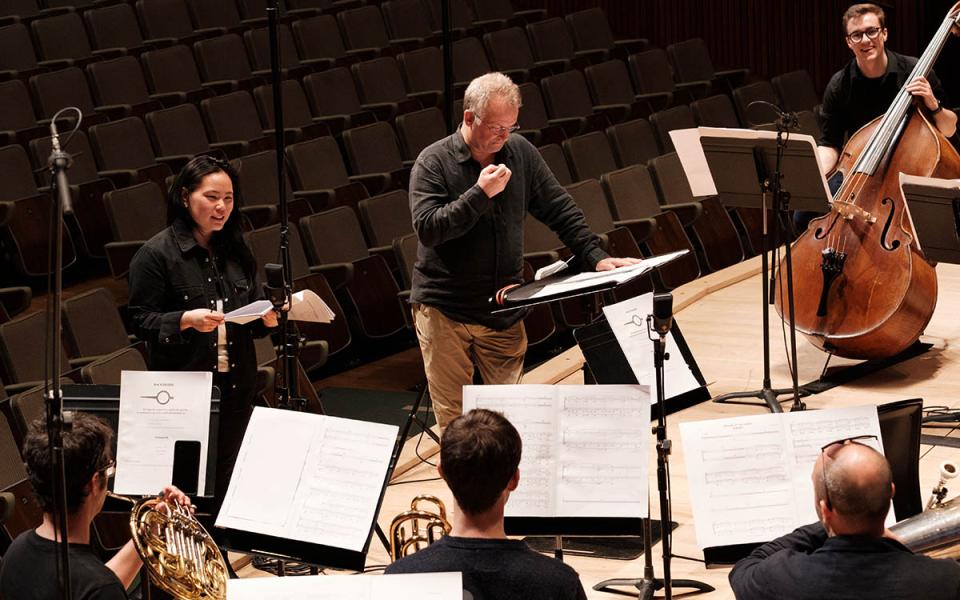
879, 197, 902, 251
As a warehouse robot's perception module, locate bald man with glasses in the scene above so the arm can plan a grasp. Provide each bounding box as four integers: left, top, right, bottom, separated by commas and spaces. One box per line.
729, 436, 960, 600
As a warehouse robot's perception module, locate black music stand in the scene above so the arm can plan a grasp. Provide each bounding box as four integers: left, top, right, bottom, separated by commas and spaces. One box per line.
689, 129, 830, 412
900, 174, 960, 264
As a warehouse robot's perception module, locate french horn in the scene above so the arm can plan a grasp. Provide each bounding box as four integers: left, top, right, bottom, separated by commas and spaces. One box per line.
889, 461, 960, 559
389, 495, 451, 561
109, 492, 229, 599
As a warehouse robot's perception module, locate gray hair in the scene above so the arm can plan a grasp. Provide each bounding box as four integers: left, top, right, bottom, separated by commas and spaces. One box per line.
463, 72, 522, 117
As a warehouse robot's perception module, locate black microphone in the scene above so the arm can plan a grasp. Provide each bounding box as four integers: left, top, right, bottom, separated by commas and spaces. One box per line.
746, 100, 799, 130
264, 262, 285, 308
47, 117, 73, 212
651, 292, 673, 337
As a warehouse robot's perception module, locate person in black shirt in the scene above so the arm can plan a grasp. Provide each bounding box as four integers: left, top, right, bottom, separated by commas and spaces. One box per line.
385, 409, 587, 600
128, 155, 278, 499
409, 72, 640, 429
817, 3, 957, 174
0, 413, 191, 600
729, 437, 960, 600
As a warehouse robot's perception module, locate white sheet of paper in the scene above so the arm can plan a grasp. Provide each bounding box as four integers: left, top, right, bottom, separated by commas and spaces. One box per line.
602, 292, 702, 401
528, 251, 688, 300
463, 384, 650, 518
227, 572, 462, 600
224, 299, 274, 324
216, 407, 396, 552
679, 404, 888, 549
670, 127, 829, 199
114, 370, 212, 495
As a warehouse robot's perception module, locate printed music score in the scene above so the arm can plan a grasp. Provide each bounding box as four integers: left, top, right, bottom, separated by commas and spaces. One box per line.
679, 404, 887, 549
463, 384, 650, 518
216, 407, 397, 552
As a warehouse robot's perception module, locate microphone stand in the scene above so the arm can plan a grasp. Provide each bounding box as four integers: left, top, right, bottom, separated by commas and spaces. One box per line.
46, 108, 78, 600
594, 294, 713, 599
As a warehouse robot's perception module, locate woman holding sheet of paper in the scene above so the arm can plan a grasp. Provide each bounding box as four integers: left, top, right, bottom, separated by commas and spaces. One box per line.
128, 155, 278, 500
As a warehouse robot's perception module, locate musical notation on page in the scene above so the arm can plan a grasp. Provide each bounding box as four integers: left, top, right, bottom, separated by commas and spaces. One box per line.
463, 384, 651, 519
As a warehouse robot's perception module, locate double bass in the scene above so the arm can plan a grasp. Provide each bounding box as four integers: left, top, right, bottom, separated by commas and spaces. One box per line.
775, 4, 960, 360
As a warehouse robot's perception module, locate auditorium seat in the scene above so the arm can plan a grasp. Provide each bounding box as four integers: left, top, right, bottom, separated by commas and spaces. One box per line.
252, 80, 331, 142
395, 107, 447, 161
649, 152, 744, 273
540, 70, 624, 132
628, 48, 710, 106
601, 164, 700, 289
0, 312, 83, 394
28, 131, 115, 258
667, 37, 749, 92
85, 56, 164, 120
562, 130, 619, 182
285, 135, 374, 211
397, 46, 463, 102
537, 143, 573, 186
337, 5, 422, 57
243, 24, 313, 80
526, 17, 605, 70
200, 90, 273, 155
0, 287, 31, 325
30, 11, 121, 68
451, 36, 492, 87
422, 0, 476, 38
469, 0, 544, 28
230, 150, 315, 228
483, 26, 566, 84
62, 288, 135, 359
0, 411, 43, 540
291, 14, 365, 70
605, 118, 661, 168
0, 144, 78, 276
731, 80, 781, 127
80, 347, 148, 385
565, 8, 647, 60
193, 33, 262, 92
690, 94, 741, 128
136, 0, 214, 45
772, 69, 820, 113
0, 23, 47, 79
245, 224, 351, 368
648, 104, 697, 153
234, 0, 272, 27
299, 207, 407, 339
145, 103, 236, 162
187, 0, 247, 33
340, 121, 411, 192
83, 3, 155, 56
29, 67, 108, 128
0, 79, 46, 147
357, 189, 413, 253
351, 56, 430, 121
515, 82, 567, 145
381, 0, 439, 47
0, 0, 66, 24
88, 116, 176, 189
101, 181, 167, 278
140, 44, 216, 105
302, 68, 377, 132
583, 59, 654, 119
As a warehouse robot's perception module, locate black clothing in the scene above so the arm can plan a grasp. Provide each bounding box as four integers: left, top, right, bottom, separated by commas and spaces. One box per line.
0, 530, 127, 600
128, 219, 271, 497
819, 48, 948, 149
729, 522, 960, 600
384, 536, 588, 600
409, 128, 608, 330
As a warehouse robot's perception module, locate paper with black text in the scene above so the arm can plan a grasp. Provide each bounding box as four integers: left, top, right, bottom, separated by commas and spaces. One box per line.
224, 290, 335, 324
114, 370, 212, 495
216, 407, 396, 552
679, 404, 888, 549
602, 292, 701, 400
463, 384, 650, 518
527, 251, 688, 300
227, 572, 462, 600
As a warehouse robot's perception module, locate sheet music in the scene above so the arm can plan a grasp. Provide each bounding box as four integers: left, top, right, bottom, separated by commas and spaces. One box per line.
114, 370, 212, 495
216, 407, 396, 552
670, 126, 828, 198
225, 290, 335, 324
679, 405, 887, 549
527, 251, 688, 300
463, 384, 649, 518
602, 292, 702, 400
228, 572, 462, 600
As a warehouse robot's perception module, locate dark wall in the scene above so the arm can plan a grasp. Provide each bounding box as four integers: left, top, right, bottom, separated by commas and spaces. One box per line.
515, 0, 960, 104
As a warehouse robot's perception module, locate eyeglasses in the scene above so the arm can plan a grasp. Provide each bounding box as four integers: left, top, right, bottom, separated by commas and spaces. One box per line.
846, 27, 883, 43
475, 116, 520, 136
819, 434, 878, 508
95, 458, 116, 480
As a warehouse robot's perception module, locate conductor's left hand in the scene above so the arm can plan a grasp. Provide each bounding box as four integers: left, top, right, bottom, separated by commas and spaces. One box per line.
596, 257, 644, 271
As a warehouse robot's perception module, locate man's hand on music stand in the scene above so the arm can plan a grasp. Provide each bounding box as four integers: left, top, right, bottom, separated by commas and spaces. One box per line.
595, 257, 643, 271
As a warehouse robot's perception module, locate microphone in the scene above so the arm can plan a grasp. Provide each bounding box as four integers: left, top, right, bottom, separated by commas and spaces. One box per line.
264, 262, 285, 309
746, 100, 799, 130
651, 292, 673, 337
47, 117, 74, 212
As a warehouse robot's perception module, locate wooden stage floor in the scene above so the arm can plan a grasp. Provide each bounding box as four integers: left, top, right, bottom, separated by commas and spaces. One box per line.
356, 255, 960, 599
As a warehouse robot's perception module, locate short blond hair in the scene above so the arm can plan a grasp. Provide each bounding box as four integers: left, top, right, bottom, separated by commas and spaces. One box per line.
463, 72, 521, 118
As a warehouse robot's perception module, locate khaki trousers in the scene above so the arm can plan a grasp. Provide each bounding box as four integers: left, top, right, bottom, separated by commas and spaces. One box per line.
413, 304, 527, 428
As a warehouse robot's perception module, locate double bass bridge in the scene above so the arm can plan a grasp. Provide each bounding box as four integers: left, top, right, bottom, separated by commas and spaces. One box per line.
833, 199, 877, 224
817, 248, 847, 317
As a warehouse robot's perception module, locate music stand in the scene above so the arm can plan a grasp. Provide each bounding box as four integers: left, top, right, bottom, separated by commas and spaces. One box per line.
899, 173, 960, 264
674, 127, 830, 412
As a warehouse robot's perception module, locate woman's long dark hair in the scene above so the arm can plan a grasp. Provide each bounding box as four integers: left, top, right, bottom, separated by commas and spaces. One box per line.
167, 155, 257, 280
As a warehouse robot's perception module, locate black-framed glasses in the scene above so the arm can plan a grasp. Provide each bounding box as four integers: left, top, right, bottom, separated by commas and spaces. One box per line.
846, 27, 884, 43
95, 458, 116, 480
475, 116, 520, 136
819, 434, 878, 507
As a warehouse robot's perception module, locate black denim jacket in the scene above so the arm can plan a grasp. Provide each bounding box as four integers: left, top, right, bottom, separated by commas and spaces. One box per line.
128, 219, 270, 405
